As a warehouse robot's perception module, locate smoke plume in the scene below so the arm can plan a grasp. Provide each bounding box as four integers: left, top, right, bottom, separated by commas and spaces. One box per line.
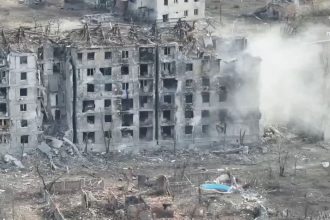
246, 25, 328, 135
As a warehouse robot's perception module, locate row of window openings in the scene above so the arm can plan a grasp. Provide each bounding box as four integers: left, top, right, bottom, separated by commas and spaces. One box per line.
86, 63, 192, 77
185, 78, 210, 87
83, 99, 132, 112
0, 117, 26, 128
84, 129, 144, 142
78, 51, 129, 61
80, 47, 171, 59
87, 66, 129, 76
82, 125, 208, 142
162, 9, 199, 22
183, 109, 226, 120
87, 115, 112, 124
185, 91, 227, 104
87, 83, 129, 92
84, 98, 153, 109
184, 125, 209, 135
165, 0, 199, 5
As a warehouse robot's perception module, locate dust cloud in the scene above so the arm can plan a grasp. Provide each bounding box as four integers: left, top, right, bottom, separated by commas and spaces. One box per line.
246, 25, 327, 135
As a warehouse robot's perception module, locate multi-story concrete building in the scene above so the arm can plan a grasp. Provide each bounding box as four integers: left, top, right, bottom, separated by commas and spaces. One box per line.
63, 24, 260, 152
64, 25, 158, 152
0, 23, 260, 154
127, 0, 205, 23
0, 29, 45, 154
157, 38, 260, 147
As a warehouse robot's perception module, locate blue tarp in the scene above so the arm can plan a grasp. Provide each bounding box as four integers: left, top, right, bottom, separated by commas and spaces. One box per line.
200, 183, 231, 192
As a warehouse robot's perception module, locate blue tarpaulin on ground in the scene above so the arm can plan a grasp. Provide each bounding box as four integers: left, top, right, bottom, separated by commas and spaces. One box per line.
200, 183, 231, 192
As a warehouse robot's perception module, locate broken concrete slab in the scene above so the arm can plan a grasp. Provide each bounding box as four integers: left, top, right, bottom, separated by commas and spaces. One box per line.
63, 137, 82, 158
38, 142, 52, 158
4, 154, 25, 169
45, 136, 63, 148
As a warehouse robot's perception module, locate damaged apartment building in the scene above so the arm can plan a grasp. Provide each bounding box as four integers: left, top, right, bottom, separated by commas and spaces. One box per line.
64, 22, 261, 152
0, 28, 68, 154
0, 20, 260, 153
0, 29, 46, 154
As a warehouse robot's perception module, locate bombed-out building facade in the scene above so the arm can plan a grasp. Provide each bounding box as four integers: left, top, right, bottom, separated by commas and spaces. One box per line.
0, 29, 47, 154
63, 23, 260, 152
0, 22, 260, 153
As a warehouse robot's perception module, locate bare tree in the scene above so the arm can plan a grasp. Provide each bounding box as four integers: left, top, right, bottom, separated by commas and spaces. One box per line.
239, 129, 246, 146
216, 122, 227, 145
20, 143, 25, 161
83, 134, 89, 154
35, 164, 64, 202
277, 139, 289, 177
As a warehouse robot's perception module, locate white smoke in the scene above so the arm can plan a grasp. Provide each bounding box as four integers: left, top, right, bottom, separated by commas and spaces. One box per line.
246, 25, 328, 135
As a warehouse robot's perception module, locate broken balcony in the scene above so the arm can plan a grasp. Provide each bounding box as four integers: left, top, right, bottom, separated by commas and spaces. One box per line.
0, 88, 7, 100
122, 113, 134, 126
139, 47, 155, 62
163, 79, 177, 92
122, 98, 133, 111
0, 103, 7, 116
53, 47, 65, 59
83, 132, 95, 143
161, 94, 175, 108
202, 77, 211, 90
0, 71, 8, 85
0, 119, 9, 132
161, 62, 176, 77
53, 63, 61, 74
139, 64, 152, 78
219, 86, 227, 102
162, 110, 174, 124
139, 96, 153, 109
202, 59, 211, 73
139, 127, 153, 141
139, 80, 153, 93
82, 100, 95, 112
121, 128, 133, 140
139, 111, 153, 126
0, 134, 10, 144
161, 126, 174, 140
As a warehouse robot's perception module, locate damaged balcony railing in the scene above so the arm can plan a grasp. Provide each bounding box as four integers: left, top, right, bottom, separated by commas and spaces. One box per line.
139, 48, 155, 62
139, 96, 153, 109
139, 111, 153, 126
83, 100, 95, 112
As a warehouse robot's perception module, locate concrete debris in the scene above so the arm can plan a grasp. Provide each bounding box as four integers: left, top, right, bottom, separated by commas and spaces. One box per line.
3, 154, 25, 169
45, 136, 63, 149
37, 142, 59, 170
321, 161, 330, 168
38, 142, 52, 158
63, 137, 82, 158
212, 146, 250, 156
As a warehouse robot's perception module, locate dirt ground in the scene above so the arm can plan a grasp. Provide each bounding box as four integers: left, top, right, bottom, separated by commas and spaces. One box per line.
0, 0, 104, 30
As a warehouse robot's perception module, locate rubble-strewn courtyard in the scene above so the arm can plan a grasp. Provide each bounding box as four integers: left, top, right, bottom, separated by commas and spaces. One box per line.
0, 0, 330, 219
3, 130, 330, 219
